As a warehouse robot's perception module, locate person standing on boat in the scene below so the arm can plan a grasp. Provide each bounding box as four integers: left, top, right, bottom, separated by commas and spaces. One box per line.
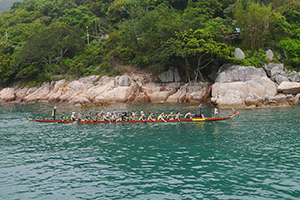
199, 104, 205, 118
51, 107, 57, 120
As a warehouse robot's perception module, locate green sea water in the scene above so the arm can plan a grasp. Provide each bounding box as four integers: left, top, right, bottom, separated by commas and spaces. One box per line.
0, 102, 299, 199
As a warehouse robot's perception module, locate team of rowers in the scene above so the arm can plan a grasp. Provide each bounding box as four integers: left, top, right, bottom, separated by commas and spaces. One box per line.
52, 104, 205, 122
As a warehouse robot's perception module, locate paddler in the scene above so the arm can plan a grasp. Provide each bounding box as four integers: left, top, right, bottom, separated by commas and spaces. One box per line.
77, 113, 83, 121
121, 111, 128, 121
94, 112, 102, 121
166, 112, 175, 120
51, 107, 57, 120
61, 112, 67, 121
129, 112, 136, 121
175, 111, 183, 121
147, 112, 156, 122
184, 111, 195, 119
157, 112, 167, 122
86, 112, 93, 121
103, 112, 111, 121
139, 111, 147, 122
71, 112, 76, 121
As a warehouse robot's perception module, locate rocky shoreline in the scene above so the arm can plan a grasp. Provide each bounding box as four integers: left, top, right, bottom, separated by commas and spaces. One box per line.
0, 62, 300, 109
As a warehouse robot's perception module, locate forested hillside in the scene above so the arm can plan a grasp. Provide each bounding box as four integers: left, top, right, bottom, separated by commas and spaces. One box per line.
0, 0, 300, 86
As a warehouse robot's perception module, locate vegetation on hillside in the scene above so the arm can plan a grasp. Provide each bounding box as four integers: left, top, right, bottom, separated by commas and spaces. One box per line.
0, 0, 299, 86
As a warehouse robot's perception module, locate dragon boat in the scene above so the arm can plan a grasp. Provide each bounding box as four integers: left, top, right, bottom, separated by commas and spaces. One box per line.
26, 111, 238, 124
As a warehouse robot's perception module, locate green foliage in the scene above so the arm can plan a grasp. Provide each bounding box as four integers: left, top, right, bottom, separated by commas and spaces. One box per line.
230, 49, 268, 67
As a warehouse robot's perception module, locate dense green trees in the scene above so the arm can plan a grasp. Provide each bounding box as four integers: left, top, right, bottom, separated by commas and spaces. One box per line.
0, 0, 299, 86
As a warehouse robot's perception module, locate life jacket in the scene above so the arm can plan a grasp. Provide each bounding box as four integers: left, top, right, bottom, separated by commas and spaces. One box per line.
71, 115, 75, 121
61, 115, 66, 120
184, 113, 190, 119
51, 109, 56, 117
139, 114, 145, 121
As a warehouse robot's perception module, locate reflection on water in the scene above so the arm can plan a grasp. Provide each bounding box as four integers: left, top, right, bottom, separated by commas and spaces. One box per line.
0, 102, 300, 199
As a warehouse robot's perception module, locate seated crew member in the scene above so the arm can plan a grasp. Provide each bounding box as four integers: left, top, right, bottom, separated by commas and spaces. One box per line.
121, 112, 128, 121
86, 112, 93, 121
61, 112, 67, 121
103, 112, 111, 121
157, 112, 167, 122
139, 111, 147, 122
166, 112, 175, 120
129, 112, 136, 121
77, 113, 83, 121
71, 112, 76, 121
147, 112, 156, 122
94, 112, 100, 121
112, 111, 120, 122
51, 107, 57, 120
184, 111, 195, 119
175, 111, 183, 121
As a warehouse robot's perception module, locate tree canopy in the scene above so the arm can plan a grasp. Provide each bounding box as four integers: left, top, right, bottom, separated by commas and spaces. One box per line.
0, 0, 299, 86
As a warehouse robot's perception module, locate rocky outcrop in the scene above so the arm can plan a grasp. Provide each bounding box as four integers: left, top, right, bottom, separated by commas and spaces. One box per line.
211, 64, 298, 109
263, 63, 289, 84
0, 74, 208, 106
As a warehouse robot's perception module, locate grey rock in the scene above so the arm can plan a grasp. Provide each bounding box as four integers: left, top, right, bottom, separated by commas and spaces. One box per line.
159, 67, 181, 83
290, 72, 300, 82
118, 76, 131, 86
266, 49, 274, 61
215, 64, 267, 83
234, 48, 245, 59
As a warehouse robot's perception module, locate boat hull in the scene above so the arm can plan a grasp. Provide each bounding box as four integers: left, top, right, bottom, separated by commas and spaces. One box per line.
26, 111, 238, 124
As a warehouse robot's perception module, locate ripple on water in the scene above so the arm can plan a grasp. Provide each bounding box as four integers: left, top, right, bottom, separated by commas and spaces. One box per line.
1, 104, 300, 199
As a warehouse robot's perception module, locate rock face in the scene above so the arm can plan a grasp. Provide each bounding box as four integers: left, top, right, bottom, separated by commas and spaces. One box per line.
216, 64, 267, 83
159, 67, 180, 83
211, 64, 297, 109
263, 63, 289, 84
234, 48, 245, 59
0, 74, 208, 106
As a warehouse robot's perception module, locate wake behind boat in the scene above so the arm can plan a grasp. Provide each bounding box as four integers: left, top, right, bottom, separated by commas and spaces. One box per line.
25, 111, 239, 124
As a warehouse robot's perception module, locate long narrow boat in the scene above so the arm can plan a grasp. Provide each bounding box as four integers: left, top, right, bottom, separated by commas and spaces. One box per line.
26, 111, 238, 124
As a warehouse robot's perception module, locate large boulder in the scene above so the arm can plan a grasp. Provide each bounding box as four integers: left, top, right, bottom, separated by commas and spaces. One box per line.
278, 81, 300, 94
233, 48, 245, 59
216, 64, 267, 83
0, 88, 15, 102
263, 63, 289, 84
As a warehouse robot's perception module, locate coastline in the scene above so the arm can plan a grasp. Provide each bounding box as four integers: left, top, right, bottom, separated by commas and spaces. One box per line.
1, 64, 300, 109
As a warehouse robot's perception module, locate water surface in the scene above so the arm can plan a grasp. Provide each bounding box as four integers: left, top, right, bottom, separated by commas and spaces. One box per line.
0, 103, 299, 199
